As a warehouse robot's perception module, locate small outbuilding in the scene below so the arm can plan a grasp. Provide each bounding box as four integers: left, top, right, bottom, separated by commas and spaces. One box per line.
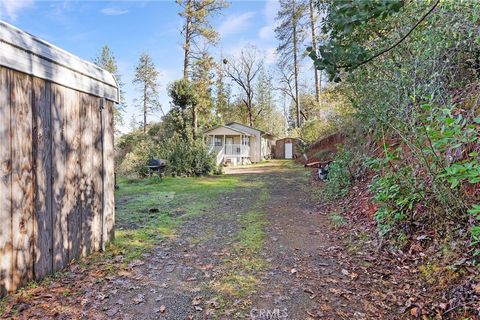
0, 21, 117, 295
275, 138, 303, 159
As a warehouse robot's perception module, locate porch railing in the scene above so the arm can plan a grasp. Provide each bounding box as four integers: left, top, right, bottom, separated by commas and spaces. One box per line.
225, 144, 249, 156
208, 144, 249, 157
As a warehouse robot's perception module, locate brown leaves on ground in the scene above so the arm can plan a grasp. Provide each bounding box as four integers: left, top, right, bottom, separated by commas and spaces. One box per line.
309, 170, 480, 319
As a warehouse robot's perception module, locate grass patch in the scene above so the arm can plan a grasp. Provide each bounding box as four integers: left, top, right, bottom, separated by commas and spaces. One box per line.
112, 174, 242, 264
0, 296, 9, 315
212, 184, 270, 305
329, 212, 346, 229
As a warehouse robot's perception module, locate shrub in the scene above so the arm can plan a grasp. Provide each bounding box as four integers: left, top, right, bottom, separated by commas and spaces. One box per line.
117, 133, 216, 178
321, 149, 353, 201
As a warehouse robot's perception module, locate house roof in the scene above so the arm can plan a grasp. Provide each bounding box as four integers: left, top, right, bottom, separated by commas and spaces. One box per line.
226, 122, 277, 138
0, 20, 119, 102
203, 124, 253, 136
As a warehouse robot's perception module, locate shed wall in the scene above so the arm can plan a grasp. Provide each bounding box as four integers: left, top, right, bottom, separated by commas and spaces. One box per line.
0, 66, 115, 296
275, 138, 301, 159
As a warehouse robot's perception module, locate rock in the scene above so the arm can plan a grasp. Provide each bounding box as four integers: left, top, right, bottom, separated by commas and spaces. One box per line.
106, 308, 119, 317
165, 264, 176, 273
132, 294, 145, 305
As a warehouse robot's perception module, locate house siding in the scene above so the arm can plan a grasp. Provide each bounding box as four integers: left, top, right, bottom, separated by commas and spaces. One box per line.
228, 123, 262, 162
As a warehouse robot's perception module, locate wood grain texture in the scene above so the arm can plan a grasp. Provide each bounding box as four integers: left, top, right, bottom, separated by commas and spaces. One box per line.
102, 100, 115, 248
79, 93, 93, 256
64, 88, 81, 262
51, 83, 68, 270
0, 67, 13, 295
91, 99, 103, 251
10, 71, 34, 288
32, 78, 53, 280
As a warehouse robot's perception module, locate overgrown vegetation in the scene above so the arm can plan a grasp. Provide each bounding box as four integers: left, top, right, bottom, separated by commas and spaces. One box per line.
309, 0, 480, 263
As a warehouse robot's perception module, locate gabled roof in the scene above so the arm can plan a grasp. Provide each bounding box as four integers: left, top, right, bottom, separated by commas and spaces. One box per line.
227, 122, 277, 138
0, 20, 119, 102
203, 124, 252, 136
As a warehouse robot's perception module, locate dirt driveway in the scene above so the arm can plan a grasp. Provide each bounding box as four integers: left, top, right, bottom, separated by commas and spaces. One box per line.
1, 161, 396, 319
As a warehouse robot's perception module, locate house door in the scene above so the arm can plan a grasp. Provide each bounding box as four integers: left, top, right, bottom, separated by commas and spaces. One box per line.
285, 142, 293, 159
225, 137, 233, 154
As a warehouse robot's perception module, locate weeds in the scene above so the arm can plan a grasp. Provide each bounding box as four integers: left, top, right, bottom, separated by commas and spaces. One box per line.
329, 212, 346, 229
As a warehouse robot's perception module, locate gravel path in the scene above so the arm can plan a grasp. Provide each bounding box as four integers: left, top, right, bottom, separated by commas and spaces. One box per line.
2, 162, 393, 319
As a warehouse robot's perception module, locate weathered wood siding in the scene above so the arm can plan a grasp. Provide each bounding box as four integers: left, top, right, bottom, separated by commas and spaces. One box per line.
275, 138, 302, 160
0, 66, 115, 296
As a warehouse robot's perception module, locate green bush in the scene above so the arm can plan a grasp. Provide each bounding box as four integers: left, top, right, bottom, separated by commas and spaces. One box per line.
321, 149, 353, 201
117, 133, 216, 178
370, 169, 425, 239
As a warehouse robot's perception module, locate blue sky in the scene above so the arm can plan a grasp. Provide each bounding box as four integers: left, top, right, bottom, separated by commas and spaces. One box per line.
0, 0, 281, 133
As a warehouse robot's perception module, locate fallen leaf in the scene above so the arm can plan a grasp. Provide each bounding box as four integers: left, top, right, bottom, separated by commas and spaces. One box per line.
410, 307, 419, 317
192, 296, 202, 306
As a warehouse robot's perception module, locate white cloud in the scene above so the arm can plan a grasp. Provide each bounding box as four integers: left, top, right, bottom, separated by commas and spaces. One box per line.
0, 0, 34, 21
258, 0, 280, 40
259, 25, 275, 40
264, 0, 279, 23
218, 12, 256, 36
264, 47, 277, 65
100, 7, 128, 16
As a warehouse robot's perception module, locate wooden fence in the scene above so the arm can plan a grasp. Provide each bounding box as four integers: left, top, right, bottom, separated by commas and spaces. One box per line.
0, 66, 115, 296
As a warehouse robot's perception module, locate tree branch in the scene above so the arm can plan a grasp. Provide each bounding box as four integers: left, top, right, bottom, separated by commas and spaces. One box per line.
340, 0, 440, 70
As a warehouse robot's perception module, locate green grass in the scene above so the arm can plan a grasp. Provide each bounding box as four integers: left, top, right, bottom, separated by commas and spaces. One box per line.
112, 174, 243, 264
329, 212, 346, 229
212, 184, 270, 304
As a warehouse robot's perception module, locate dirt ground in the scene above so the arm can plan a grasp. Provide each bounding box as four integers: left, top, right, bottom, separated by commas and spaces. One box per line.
1, 161, 429, 319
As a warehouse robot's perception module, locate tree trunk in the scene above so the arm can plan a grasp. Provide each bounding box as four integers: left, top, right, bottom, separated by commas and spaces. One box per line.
143, 83, 147, 134
192, 104, 197, 137
309, 0, 320, 108
292, 0, 301, 128
247, 95, 253, 127
183, 1, 192, 80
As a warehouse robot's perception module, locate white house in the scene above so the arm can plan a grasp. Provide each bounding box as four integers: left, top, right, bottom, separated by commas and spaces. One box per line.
204, 122, 277, 166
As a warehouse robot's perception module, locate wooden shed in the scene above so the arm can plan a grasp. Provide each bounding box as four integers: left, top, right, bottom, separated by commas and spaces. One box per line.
0, 21, 117, 296
275, 138, 302, 159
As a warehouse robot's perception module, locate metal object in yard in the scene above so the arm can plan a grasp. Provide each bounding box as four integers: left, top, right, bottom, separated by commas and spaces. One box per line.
318, 165, 329, 181
305, 160, 332, 181
146, 159, 167, 178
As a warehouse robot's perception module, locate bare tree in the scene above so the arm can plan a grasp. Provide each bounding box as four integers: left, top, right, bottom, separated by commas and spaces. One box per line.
276, 63, 308, 121
223, 46, 263, 127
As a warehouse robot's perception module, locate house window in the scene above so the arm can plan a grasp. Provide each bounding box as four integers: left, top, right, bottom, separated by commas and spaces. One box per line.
214, 136, 223, 146
242, 136, 250, 146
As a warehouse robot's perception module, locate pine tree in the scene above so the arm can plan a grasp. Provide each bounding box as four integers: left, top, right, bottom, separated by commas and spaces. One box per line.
167, 79, 197, 140
177, 0, 228, 79
308, 0, 321, 107
94, 45, 126, 131
275, 0, 307, 128
213, 61, 232, 123
132, 53, 162, 134
191, 50, 215, 134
